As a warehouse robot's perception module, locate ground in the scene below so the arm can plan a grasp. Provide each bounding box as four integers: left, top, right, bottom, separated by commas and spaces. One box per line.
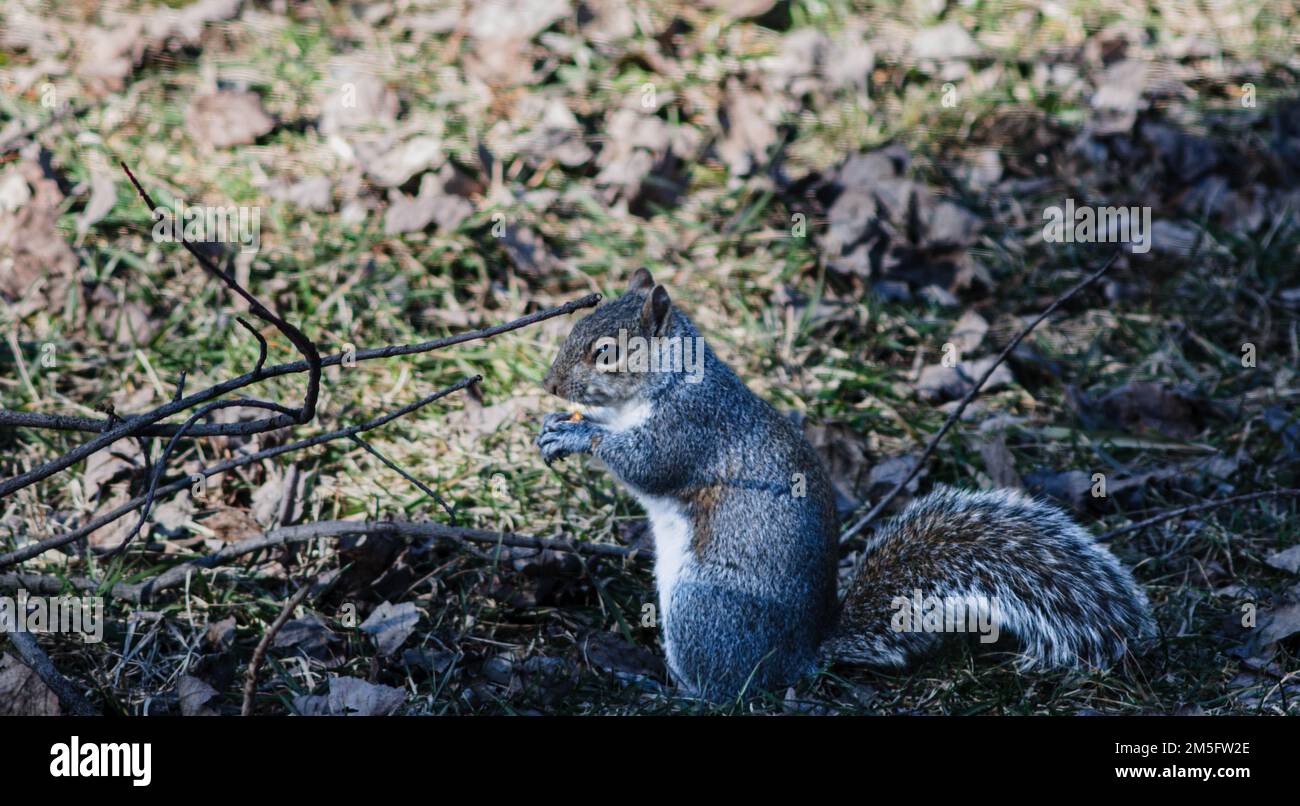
0, 0, 1298, 715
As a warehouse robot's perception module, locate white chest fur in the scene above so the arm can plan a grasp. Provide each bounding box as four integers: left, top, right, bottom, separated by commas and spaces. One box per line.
588, 399, 652, 433
633, 492, 692, 631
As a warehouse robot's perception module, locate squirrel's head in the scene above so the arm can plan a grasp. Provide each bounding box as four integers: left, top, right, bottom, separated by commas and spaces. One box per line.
542, 268, 685, 406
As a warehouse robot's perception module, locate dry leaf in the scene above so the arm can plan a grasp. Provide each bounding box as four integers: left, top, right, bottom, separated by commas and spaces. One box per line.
251, 464, 310, 529
975, 434, 1021, 489
580, 631, 664, 679
949, 309, 989, 356
0, 653, 60, 716
186, 90, 275, 148
360, 135, 445, 188
466, 0, 570, 42
359, 601, 420, 657
76, 164, 118, 236
916, 356, 1014, 403
1265, 546, 1300, 575
267, 176, 332, 212
177, 675, 220, 716
200, 507, 262, 544
716, 77, 779, 177
326, 676, 406, 716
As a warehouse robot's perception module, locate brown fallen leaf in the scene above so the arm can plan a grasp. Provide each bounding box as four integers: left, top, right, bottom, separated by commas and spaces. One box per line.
205, 617, 238, 652
82, 441, 146, 502
948, 309, 989, 357
716, 76, 780, 177
87, 488, 144, 549
319, 68, 398, 135
465, 0, 570, 43
359, 601, 420, 657
500, 224, 560, 278
266, 176, 333, 212
251, 464, 310, 529
1265, 546, 1300, 575
177, 675, 220, 716
383, 173, 473, 236
200, 506, 262, 544
1256, 603, 1300, 647
580, 630, 664, 681
1089, 381, 1218, 440
359, 136, 446, 188
804, 421, 873, 508
271, 613, 337, 660
308, 676, 403, 712
0, 652, 60, 716
975, 433, 1022, 489
75, 164, 118, 236
702, 0, 777, 19
186, 90, 275, 148
916, 356, 1015, 403
0, 161, 78, 318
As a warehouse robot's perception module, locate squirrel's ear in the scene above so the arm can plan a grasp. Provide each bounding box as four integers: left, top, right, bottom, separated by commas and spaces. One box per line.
628, 267, 655, 293
641, 285, 672, 336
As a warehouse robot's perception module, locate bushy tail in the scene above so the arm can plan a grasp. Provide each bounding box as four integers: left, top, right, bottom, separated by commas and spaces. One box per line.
823, 487, 1154, 671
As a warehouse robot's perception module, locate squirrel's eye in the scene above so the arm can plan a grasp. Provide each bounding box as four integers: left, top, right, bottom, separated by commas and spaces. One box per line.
591, 342, 615, 362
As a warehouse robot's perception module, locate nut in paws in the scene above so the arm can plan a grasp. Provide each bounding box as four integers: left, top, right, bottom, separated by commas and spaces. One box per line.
536, 414, 600, 465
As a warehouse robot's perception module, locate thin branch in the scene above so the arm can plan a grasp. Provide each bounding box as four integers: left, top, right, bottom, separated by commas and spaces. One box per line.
235, 316, 268, 376
0, 572, 135, 599
0, 163, 325, 499
195, 522, 638, 597
121, 161, 322, 424
1, 518, 644, 603
103, 399, 297, 560
839, 250, 1121, 544
5, 630, 99, 715
0, 293, 601, 439
125, 520, 643, 603
241, 577, 314, 716
349, 434, 457, 524
0, 375, 481, 570
1098, 488, 1300, 542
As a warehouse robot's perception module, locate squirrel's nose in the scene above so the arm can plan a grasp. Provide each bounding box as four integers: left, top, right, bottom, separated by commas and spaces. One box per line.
543, 371, 559, 396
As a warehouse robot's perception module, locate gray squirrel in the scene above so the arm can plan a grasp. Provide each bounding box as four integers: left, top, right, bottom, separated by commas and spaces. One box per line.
536, 269, 1154, 700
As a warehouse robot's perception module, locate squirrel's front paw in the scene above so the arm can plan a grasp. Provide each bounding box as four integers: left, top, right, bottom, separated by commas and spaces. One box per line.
536, 413, 601, 466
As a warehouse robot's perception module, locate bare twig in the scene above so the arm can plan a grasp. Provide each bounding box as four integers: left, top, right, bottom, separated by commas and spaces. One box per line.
120, 162, 323, 425
5, 631, 99, 715
2, 518, 643, 604
839, 250, 1120, 544
349, 434, 457, 524
0, 293, 600, 438
0, 376, 481, 570
103, 399, 298, 560
0, 572, 134, 599
0, 163, 324, 499
1098, 488, 1300, 542
235, 317, 268, 376
241, 577, 314, 716
131, 520, 641, 602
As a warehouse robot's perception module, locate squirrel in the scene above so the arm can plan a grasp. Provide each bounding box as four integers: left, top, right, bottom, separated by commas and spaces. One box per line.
536, 269, 1154, 700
